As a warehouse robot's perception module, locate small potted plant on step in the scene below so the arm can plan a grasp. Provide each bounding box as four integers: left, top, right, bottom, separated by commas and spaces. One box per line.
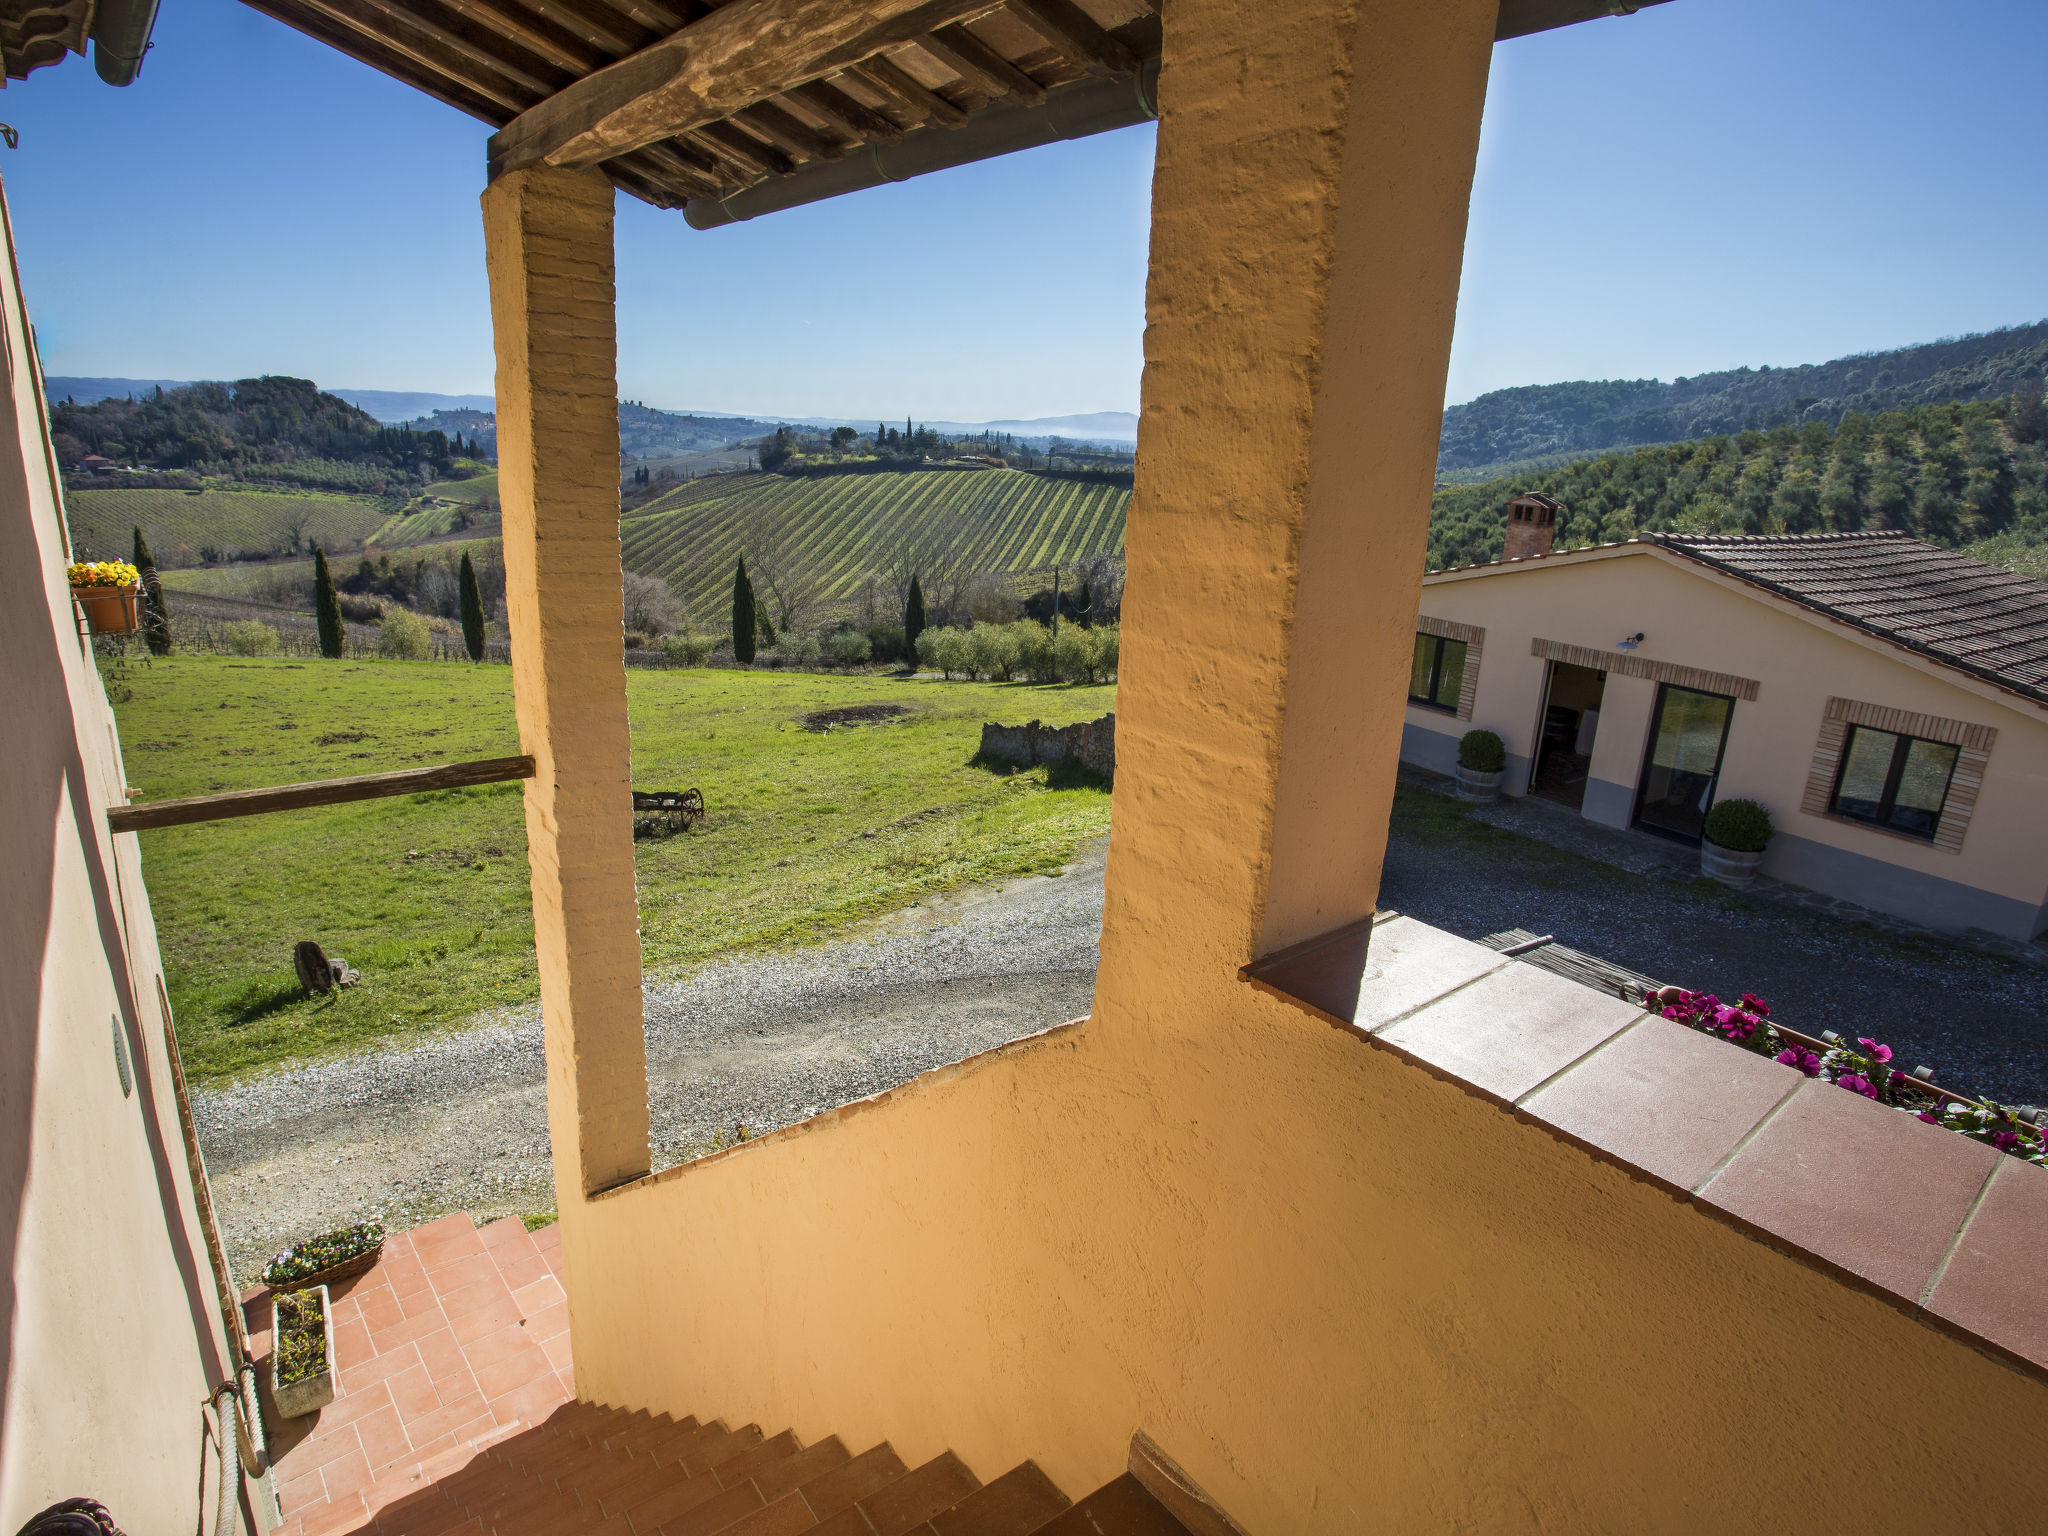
271, 1285, 336, 1418
1701, 797, 1772, 885
1454, 729, 1507, 802
67, 560, 142, 635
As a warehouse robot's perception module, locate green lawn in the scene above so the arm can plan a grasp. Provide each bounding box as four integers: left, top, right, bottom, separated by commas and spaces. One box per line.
112, 658, 1114, 1083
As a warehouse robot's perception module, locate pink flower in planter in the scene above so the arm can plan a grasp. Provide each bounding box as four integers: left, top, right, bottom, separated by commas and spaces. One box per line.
1776, 1047, 1821, 1077
1918, 1112, 1943, 1125
1739, 993, 1772, 1017
1991, 1131, 2021, 1153
1856, 1037, 1894, 1064
1837, 1073, 1879, 1100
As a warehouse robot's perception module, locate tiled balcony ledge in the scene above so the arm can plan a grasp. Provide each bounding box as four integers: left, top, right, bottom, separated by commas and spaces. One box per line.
1244, 913, 2048, 1384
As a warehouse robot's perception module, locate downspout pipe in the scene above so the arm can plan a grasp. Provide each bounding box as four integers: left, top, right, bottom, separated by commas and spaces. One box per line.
685, 58, 1160, 230
89, 0, 162, 86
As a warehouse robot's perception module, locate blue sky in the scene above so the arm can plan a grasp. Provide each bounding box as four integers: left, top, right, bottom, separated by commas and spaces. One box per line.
1, 0, 2042, 419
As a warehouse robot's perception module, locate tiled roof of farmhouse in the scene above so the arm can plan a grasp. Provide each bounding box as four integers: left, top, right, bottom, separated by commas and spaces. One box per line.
1650, 531, 2048, 707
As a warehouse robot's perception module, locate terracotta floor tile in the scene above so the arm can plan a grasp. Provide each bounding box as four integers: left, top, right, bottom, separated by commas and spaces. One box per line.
512, 1274, 565, 1313
1697, 1078, 2000, 1303
410, 1214, 482, 1250
498, 1254, 554, 1295
480, 1216, 535, 1253
347, 1340, 427, 1390
294, 1425, 370, 1474
302, 1494, 368, 1536
279, 1466, 332, 1514
439, 1276, 516, 1322
387, 1362, 444, 1421
520, 1300, 570, 1342
1247, 915, 1506, 1033
475, 1344, 556, 1402
319, 1448, 376, 1501
312, 1379, 394, 1432
458, 1323, 536, 1373
355, 1403, 414, 1471
427, 1253, 502, 1298
332, 1317, 376, 1371
372, 1308, 453, 1354
1378, 963, 1643, 1105
451, 1296, 524, 1343
356, 1286, 406, 1333
405, 1391, 492, 1451
540, 1333, 575, 1373
414, 1327, 472, 1381
1924, 1157, 2048, 1372
384, 1258, 434, 1300
528, 1225, 562, 1257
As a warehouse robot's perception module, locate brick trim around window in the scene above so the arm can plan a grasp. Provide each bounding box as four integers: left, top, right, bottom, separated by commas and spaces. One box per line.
1799, 697, 1996, 855
1418, 615, 1483, 721
1529, 638, 1761, 702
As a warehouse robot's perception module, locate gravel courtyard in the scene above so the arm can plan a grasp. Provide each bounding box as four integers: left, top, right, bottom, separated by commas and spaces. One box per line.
199, 786, 2048, 1272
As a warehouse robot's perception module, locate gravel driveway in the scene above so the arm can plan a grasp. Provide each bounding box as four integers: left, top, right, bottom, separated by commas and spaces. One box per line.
196, 837, 1107, 1275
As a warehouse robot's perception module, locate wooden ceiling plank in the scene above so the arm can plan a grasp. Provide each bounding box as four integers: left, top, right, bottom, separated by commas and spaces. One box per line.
632, 142, 725, 197
734, 101, 846, 162
240, 0, 514, 120
517, 0, 648, 56
680, 127, 771, 181
1001, 0, 1134, 74
697, 117, 796, 176
916, 22, 1045, 104
487, 0, 1000, 175
847, 51, 967, 126
345, 0, 566, 94
788, 78, 904, 144
440, 0, 605, 74
579, 0, 688, 42
283, 0, 539, 111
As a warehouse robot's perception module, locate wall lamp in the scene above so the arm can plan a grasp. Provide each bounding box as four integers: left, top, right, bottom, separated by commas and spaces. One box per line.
1616, 633, 1645, 651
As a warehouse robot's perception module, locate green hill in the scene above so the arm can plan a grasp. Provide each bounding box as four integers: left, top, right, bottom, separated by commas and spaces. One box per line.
1429, 391, 2048, 571
1442, 320, 2048, 472
63, 486, 394, 565
621, 466, 1128, 619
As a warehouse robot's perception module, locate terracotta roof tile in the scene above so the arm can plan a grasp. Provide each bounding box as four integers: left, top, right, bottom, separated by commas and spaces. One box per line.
1650, 531, 2048, 705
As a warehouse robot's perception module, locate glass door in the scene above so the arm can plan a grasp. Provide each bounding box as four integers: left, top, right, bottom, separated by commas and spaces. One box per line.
1634, 684, 1735, 842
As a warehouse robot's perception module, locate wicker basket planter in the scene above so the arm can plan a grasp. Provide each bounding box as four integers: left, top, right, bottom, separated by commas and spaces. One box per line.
72, 584, 142, 635
268, 1243, 383, 1294
271, 1284, 336, 1419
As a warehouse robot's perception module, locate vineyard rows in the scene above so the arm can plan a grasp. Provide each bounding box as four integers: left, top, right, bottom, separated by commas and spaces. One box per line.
65, 487, 391, 564
621, 468, 1129, 620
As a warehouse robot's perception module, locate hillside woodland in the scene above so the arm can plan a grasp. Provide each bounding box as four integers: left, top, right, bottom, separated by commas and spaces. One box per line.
1440, 320, 2048, 471
51, 377, 479, 495
1429, 388, 2048, 572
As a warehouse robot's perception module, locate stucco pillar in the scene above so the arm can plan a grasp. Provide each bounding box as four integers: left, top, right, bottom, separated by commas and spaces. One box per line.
1099, 0, 1496, 1010
483, 164, 650, 1198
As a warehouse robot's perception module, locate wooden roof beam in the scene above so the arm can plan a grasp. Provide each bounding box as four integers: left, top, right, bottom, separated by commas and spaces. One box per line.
437, 0, 607, 75
847, 51, 967, 127
487, 0, 1001, 175
734, 101, 846, 162
915, 22, 1044, 105
237, 0, 514, 120
788, 78, 904, 144
333, 0, 567, 95
1002, 0, 1134, 76
268, 0, 538, 111
695, 118, 796, 176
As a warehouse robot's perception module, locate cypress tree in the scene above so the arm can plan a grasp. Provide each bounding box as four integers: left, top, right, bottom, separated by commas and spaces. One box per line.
904, 574, 926, 651
314, 546, 345, 658
131, 526, 172, 655
458, 549, 486, 661
732, 556, 757, 663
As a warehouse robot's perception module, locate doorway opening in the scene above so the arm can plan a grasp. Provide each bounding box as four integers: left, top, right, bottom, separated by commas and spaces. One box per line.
1635, 683, 1736, 843
1530, 661, 1606, 810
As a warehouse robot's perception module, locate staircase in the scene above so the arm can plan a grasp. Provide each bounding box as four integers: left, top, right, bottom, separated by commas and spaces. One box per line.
305, 1400, 1198, 1536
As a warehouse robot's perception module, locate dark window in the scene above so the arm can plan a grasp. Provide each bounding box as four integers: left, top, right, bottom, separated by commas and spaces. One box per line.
1830, 725, 1959, 840
1409, 634, 1467, 712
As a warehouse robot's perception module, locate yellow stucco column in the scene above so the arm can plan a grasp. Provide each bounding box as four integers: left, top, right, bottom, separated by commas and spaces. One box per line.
483, 164, 651, 1200
1100, 0, 1497, 1018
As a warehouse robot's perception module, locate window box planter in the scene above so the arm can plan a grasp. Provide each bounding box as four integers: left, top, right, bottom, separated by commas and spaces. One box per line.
72, 584, 143, 634
270, 1284, 335, 1419
264, 1221, 383, 1294
1452, 763, 1505, 802
1700, 839, 1764, 885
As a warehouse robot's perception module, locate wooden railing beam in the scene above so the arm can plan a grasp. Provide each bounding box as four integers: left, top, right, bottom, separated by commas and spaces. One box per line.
107, 756, 537, 834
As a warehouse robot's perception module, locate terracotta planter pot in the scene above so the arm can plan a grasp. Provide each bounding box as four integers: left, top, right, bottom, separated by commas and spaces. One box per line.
1453, 763, 1505, 802
1701, 839, 1765, 886
270, 1283, 336, 1419
72, 584, 141, 634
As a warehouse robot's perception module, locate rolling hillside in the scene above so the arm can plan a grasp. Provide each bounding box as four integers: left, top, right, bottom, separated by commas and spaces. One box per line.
64, 486, 394, 564
622, 466, 1127, 619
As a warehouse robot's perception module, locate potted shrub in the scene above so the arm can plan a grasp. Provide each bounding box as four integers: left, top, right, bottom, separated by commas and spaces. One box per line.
1701, 797, 1772, 885
67, 560, 142, 635
271, 1285, 336, 1418
263, 1221, 384, 1293
1453, 729, 1507, 802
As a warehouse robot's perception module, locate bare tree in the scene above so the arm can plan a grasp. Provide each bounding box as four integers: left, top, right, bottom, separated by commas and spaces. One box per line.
1072, 549, 1126, 623
961, 571, 1021, 624
885, 513, 977, 625
744, 507, 824, 634
621, 570, 683, 635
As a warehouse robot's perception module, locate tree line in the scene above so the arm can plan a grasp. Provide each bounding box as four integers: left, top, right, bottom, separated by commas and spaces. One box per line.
1429, 387, 2048, 571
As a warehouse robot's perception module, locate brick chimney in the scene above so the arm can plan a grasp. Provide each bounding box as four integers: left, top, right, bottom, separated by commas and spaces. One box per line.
1504, 493, 1559, 560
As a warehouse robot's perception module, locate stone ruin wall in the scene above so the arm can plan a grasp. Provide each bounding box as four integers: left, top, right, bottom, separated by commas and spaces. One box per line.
977, 713, 1115, 783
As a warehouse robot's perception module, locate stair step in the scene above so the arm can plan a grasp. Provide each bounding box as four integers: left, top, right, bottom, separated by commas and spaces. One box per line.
704, 1492, 819, 1536
679, 1425, 767, 1478
714, 1430, 803, 1489
752, 1436, 851, 1504
1028, 1476, 1186, 1536
797, 1445, 911, 1523
615, 1466, 741, 1532
859, 1452, 982, 1536
651, 1480, 766, 1536
930, 1463, 1070, 1536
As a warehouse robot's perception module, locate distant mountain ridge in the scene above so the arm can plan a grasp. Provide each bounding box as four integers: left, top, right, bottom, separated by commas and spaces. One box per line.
1440, 320, 2048, 471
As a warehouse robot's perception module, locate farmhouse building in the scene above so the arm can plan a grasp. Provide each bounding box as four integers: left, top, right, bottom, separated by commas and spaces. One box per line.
1404, 527, 2048, 939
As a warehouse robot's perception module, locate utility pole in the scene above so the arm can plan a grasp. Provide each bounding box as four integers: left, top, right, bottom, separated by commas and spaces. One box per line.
1052, 564, 1061, 644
